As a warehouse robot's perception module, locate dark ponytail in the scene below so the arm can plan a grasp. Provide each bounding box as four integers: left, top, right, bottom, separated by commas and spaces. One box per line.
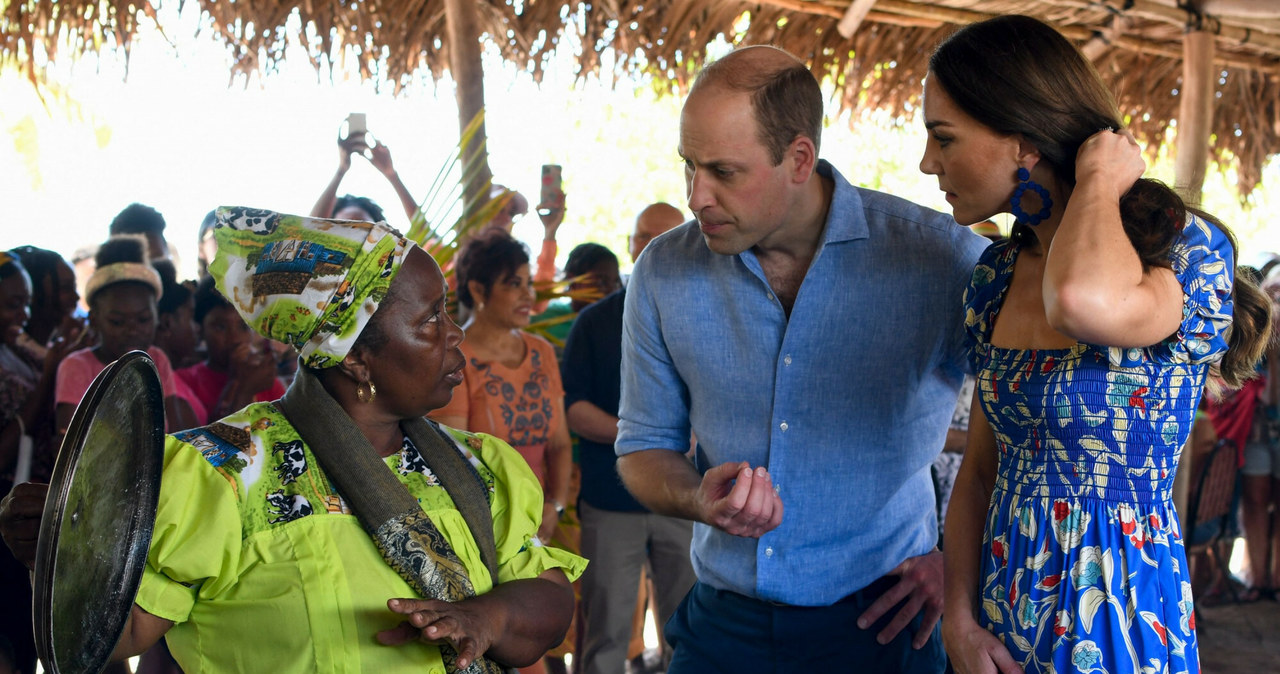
1217, 257, 1274, 389
1115, 179, 1273, 388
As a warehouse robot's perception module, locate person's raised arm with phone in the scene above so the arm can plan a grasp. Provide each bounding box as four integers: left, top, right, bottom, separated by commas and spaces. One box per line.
311, 114, 421, 227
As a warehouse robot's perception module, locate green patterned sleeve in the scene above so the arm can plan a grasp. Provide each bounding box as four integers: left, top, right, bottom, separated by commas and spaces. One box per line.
134, 435, 246, 623
469, 432, 588, 585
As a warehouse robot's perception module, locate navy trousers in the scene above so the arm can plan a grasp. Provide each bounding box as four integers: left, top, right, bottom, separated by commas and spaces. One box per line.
666, 579, 946, 674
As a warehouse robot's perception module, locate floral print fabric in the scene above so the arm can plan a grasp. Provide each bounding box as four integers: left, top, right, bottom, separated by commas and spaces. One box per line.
963, 214, 1234, 674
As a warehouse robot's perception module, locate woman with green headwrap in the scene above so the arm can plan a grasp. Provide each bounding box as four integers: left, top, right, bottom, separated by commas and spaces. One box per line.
1, 207, 586, 673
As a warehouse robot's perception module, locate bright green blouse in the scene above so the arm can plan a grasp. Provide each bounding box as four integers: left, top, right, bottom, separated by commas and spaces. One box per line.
135, 402, 586, 673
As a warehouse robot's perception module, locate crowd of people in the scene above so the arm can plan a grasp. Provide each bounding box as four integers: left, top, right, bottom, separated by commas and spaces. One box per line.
0, 13, 1278, 674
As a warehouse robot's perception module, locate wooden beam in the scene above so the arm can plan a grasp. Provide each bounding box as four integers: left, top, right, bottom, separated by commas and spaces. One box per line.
1081, 13, 1133, 60
838, 0, 879, 38
443, 0, 493, 220
1174, 29, 1216, 202
1192, 0, 1280, 18
1126, 0, 1280, 53
752, 0, 1280, 73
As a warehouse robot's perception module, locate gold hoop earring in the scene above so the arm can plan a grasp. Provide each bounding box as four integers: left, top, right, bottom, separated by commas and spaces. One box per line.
357, 381, 377, 404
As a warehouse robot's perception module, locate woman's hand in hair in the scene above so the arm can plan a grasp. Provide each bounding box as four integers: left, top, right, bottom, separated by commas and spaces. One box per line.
1074, 129, 1145, 202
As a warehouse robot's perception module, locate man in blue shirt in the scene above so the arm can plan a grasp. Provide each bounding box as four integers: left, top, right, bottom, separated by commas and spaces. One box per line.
615, 46, 987, 672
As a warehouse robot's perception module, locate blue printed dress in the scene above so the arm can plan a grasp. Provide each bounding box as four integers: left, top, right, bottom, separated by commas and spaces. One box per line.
964, 215, 1235, 674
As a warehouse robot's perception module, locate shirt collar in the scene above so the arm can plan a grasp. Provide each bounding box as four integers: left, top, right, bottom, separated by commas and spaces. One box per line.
817, 159, 870, 245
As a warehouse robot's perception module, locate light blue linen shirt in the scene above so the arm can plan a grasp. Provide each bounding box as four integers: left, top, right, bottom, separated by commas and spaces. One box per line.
617, 160, 988, 606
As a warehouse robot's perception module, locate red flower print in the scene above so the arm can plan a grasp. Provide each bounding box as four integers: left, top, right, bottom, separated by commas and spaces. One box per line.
1042, 357, 1056, 373
1149, 513, 1161, 530
1119, 506, 1136, 535
1041, 574, 1061, 589
1128, 386, 1149, 408
992, 539, 1005, 561
1054, 500, 1071, 522
1151, 618, 1167, 644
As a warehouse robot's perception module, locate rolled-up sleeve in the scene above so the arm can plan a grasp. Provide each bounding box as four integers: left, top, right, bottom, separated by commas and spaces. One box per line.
616, 249, 692, 457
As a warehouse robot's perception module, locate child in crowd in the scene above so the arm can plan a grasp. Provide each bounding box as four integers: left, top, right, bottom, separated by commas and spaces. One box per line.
152, 259, 204, 428
54, 236, 186, 439
175, 276, 283, 423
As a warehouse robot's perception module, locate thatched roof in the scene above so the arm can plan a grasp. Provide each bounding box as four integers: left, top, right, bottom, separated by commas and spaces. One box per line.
4, 0, 1278, 195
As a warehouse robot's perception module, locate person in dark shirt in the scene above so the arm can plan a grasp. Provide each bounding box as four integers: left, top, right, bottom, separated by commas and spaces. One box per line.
561, 202, 693, 674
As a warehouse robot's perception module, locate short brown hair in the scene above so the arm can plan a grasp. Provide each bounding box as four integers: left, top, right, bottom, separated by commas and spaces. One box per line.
692, 47, 824, 165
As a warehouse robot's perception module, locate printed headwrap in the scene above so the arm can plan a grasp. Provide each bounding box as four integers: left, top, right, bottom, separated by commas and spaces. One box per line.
209, 206, 416, 369
0, 251, 16, 270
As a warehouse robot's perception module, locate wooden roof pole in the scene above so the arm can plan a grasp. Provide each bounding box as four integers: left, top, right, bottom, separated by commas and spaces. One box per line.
444, 0, 494, 220
838, 0, 880, 38
1174, 22, 1216, 204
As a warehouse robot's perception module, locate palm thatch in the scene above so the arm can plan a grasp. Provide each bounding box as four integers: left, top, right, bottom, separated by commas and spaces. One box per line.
4, 0, 1279, 196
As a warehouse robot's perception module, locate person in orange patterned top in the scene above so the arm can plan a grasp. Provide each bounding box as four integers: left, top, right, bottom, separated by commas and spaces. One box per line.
431, 228, 572, 546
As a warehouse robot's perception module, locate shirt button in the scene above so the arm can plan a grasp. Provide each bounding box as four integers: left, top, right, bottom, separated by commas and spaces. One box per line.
780, 421, 789, 432
767, 292, 775, 301
784, 354, 792, 366
765, 546, 774, 557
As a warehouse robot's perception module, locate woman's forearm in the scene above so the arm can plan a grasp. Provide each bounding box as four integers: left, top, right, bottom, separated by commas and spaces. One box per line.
544, 434, 572, 506
382, 170, 421, 225
311, 169, 347, 218
480, 570, 573, 667
944, 396, 997, 625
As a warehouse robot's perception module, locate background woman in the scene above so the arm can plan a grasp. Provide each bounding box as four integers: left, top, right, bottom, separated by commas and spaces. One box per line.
431, 228, 576, 674
1, 208, 584, 672
8, 245, 85, 361
921, 15, 1272, 674
432, 229, 573, 545
0, 250, 83, 674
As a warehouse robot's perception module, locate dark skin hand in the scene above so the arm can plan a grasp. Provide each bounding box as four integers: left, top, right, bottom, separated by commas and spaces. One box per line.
377, 568, 573, 669
0, 482, 47, 570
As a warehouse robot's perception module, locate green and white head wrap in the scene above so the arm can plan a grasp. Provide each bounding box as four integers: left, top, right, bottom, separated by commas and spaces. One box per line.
210, 207, 416, 369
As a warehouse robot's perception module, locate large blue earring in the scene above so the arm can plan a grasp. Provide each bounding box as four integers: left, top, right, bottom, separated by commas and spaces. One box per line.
1010, 168, 1053, 226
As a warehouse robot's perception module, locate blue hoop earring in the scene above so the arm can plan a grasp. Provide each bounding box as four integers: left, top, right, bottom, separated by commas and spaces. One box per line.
1011, 168, 1053, 226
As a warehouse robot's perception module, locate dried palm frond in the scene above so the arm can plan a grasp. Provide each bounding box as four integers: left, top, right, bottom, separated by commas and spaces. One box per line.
4, 0, 1278, 197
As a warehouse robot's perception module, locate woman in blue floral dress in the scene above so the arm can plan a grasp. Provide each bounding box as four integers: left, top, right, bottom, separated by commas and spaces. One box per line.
920, 15, 1274, 674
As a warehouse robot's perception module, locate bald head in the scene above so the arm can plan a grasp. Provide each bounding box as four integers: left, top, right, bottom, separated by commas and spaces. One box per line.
688, 45, 824, 164
630, 202, 685, 262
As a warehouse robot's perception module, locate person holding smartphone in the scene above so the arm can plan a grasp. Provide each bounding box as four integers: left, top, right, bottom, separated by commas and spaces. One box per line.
311, 114, 421, 228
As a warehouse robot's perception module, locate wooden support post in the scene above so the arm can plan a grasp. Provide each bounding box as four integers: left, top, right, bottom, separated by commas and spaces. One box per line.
1174, 29, 1216, 204
444, 0, 494, 221
838, 0, 879, 38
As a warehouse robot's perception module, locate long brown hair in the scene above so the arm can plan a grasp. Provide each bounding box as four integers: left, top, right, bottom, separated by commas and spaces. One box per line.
929, 14, 1272, 386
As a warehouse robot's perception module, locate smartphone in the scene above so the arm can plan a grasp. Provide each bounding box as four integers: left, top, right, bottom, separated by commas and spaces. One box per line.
538, 164, 563, 214
343, 113, 367, 140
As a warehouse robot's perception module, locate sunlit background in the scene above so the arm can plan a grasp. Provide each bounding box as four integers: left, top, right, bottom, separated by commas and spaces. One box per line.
3, 4, 1277, 284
